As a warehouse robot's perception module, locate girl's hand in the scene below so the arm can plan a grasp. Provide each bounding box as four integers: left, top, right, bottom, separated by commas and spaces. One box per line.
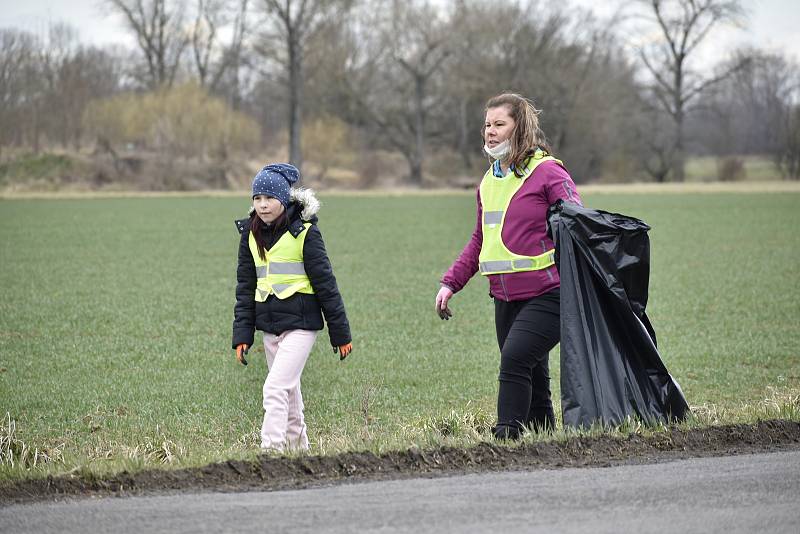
235, 343, 249, 366
435, 286, 454, 320
334, 343, 352, 360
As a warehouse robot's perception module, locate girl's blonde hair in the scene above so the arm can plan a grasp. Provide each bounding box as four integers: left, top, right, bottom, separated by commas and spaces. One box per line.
483, 93, 553, 177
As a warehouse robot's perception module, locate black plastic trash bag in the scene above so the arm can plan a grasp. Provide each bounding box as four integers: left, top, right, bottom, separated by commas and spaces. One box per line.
548, 200, 689, 429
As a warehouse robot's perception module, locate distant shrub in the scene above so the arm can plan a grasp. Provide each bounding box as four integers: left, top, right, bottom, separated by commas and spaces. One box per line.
717, 156, 746, 182
301, 115, 355, 182
83, 83, 261, 159
0, 153, 76, 186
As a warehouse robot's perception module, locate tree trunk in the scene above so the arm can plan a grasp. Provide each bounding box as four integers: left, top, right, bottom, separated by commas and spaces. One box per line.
230, 65, 242, 111
457, 96, 472, 169
653, 164, 669, 183
32, 104, 40, 155
672, 146, 686, 181
408, 153, 423, 185
288, 32, 303, 175
673, 107, 686, 182
671, 59, 686, 182
410, 74, 425, 186
73, 123, 82, 152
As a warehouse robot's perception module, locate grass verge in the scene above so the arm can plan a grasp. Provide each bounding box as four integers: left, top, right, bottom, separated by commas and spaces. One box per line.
1, 191, 799, 484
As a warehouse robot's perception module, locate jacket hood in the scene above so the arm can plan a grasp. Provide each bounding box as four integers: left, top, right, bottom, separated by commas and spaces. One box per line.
290, 187, 321, 221
247, 187, 320, 221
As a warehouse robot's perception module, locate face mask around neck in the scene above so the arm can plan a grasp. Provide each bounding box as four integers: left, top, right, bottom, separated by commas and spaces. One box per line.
484, 139, 510, 160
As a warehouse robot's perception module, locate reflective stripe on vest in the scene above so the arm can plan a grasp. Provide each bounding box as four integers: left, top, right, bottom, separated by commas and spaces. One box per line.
255, 262, 308, 278
479, 251, 556, 275
248, 223, 315, 301
478, 151, 563, 276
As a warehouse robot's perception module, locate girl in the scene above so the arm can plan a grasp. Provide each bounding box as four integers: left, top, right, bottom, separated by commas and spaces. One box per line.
435, 93, 582, 440
232, 163, 352, 451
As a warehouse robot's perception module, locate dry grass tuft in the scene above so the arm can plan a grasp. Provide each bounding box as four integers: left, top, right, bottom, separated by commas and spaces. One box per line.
1, 413, 64, 469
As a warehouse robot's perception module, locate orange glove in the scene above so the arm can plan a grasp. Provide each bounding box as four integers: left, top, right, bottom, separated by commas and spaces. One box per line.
235, 343, 249, 366
334, 343, 352, 361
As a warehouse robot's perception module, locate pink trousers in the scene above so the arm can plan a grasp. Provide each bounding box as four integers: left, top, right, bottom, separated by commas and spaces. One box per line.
260, 329, 318, 451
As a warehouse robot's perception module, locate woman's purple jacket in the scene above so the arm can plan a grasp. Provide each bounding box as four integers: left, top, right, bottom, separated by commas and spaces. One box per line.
441, 161, 582, 302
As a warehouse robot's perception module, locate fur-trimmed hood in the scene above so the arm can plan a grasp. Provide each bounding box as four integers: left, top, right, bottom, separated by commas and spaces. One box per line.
288, 187, 320, 221
246, 187, 320, 220
238, 187, 321, 235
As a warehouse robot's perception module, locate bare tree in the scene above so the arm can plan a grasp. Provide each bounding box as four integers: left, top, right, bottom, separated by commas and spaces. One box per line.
694, 50, 797, 155
190, 0, 248, 92
732, 53, 800, 179
431, 0, 489, 171
635, 0, 746, 181
253, 0, 355, 174
0, 30, 37, 156
340, 0, 452, 184
38, 24, 82, 149
387, 0, 451, 183
637, 103, 676, 182
56, 47, 122, 150
107, 0, 189, 89
19, 33, 46, 154
433, 1, 570, 175
435, 0, 642, 183
0, 26, 122, 157
535, 12, 642, 182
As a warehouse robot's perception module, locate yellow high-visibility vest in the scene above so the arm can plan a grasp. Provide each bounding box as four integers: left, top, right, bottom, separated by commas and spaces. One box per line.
478, 151, 563, 276
248, 223, 315, 301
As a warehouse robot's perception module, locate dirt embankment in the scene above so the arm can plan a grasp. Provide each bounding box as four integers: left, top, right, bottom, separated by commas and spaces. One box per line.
2, 420, 799, 505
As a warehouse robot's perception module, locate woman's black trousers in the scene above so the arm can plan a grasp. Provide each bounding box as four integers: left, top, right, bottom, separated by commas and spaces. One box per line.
493, 288, 560, 439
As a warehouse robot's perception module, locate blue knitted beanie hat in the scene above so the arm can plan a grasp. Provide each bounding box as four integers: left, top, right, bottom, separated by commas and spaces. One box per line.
251, 163, 300, 208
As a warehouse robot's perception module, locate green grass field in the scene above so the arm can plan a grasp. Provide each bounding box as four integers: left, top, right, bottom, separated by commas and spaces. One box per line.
1, 191, 799, 481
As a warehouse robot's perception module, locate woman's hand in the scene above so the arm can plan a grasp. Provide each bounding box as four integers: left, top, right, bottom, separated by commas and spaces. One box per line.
435, 286, 454, 320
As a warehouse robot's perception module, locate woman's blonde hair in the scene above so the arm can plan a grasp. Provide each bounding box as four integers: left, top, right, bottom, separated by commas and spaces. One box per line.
483, 93, 552, 177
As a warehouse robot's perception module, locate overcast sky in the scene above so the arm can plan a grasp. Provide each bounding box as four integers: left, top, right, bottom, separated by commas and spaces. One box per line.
1, 0, 798, 66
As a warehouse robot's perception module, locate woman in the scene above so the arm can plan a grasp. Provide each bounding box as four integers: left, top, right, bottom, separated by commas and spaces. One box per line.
435, 93, 582, 440
232, 163, 352, 451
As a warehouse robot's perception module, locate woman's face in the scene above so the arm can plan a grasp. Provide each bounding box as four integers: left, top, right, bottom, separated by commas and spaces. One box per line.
484, 105, 515, 148
253, 195, 285, 224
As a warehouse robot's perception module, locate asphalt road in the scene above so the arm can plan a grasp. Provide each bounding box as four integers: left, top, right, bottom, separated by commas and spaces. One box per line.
3, 450, 799, 533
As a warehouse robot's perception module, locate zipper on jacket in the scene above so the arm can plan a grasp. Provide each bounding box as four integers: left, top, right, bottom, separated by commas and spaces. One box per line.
499, 273, 509, 300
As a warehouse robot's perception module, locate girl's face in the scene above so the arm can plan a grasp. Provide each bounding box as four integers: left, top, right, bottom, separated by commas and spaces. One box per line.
253, 195, 285, 224
484, 105, 515, 148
